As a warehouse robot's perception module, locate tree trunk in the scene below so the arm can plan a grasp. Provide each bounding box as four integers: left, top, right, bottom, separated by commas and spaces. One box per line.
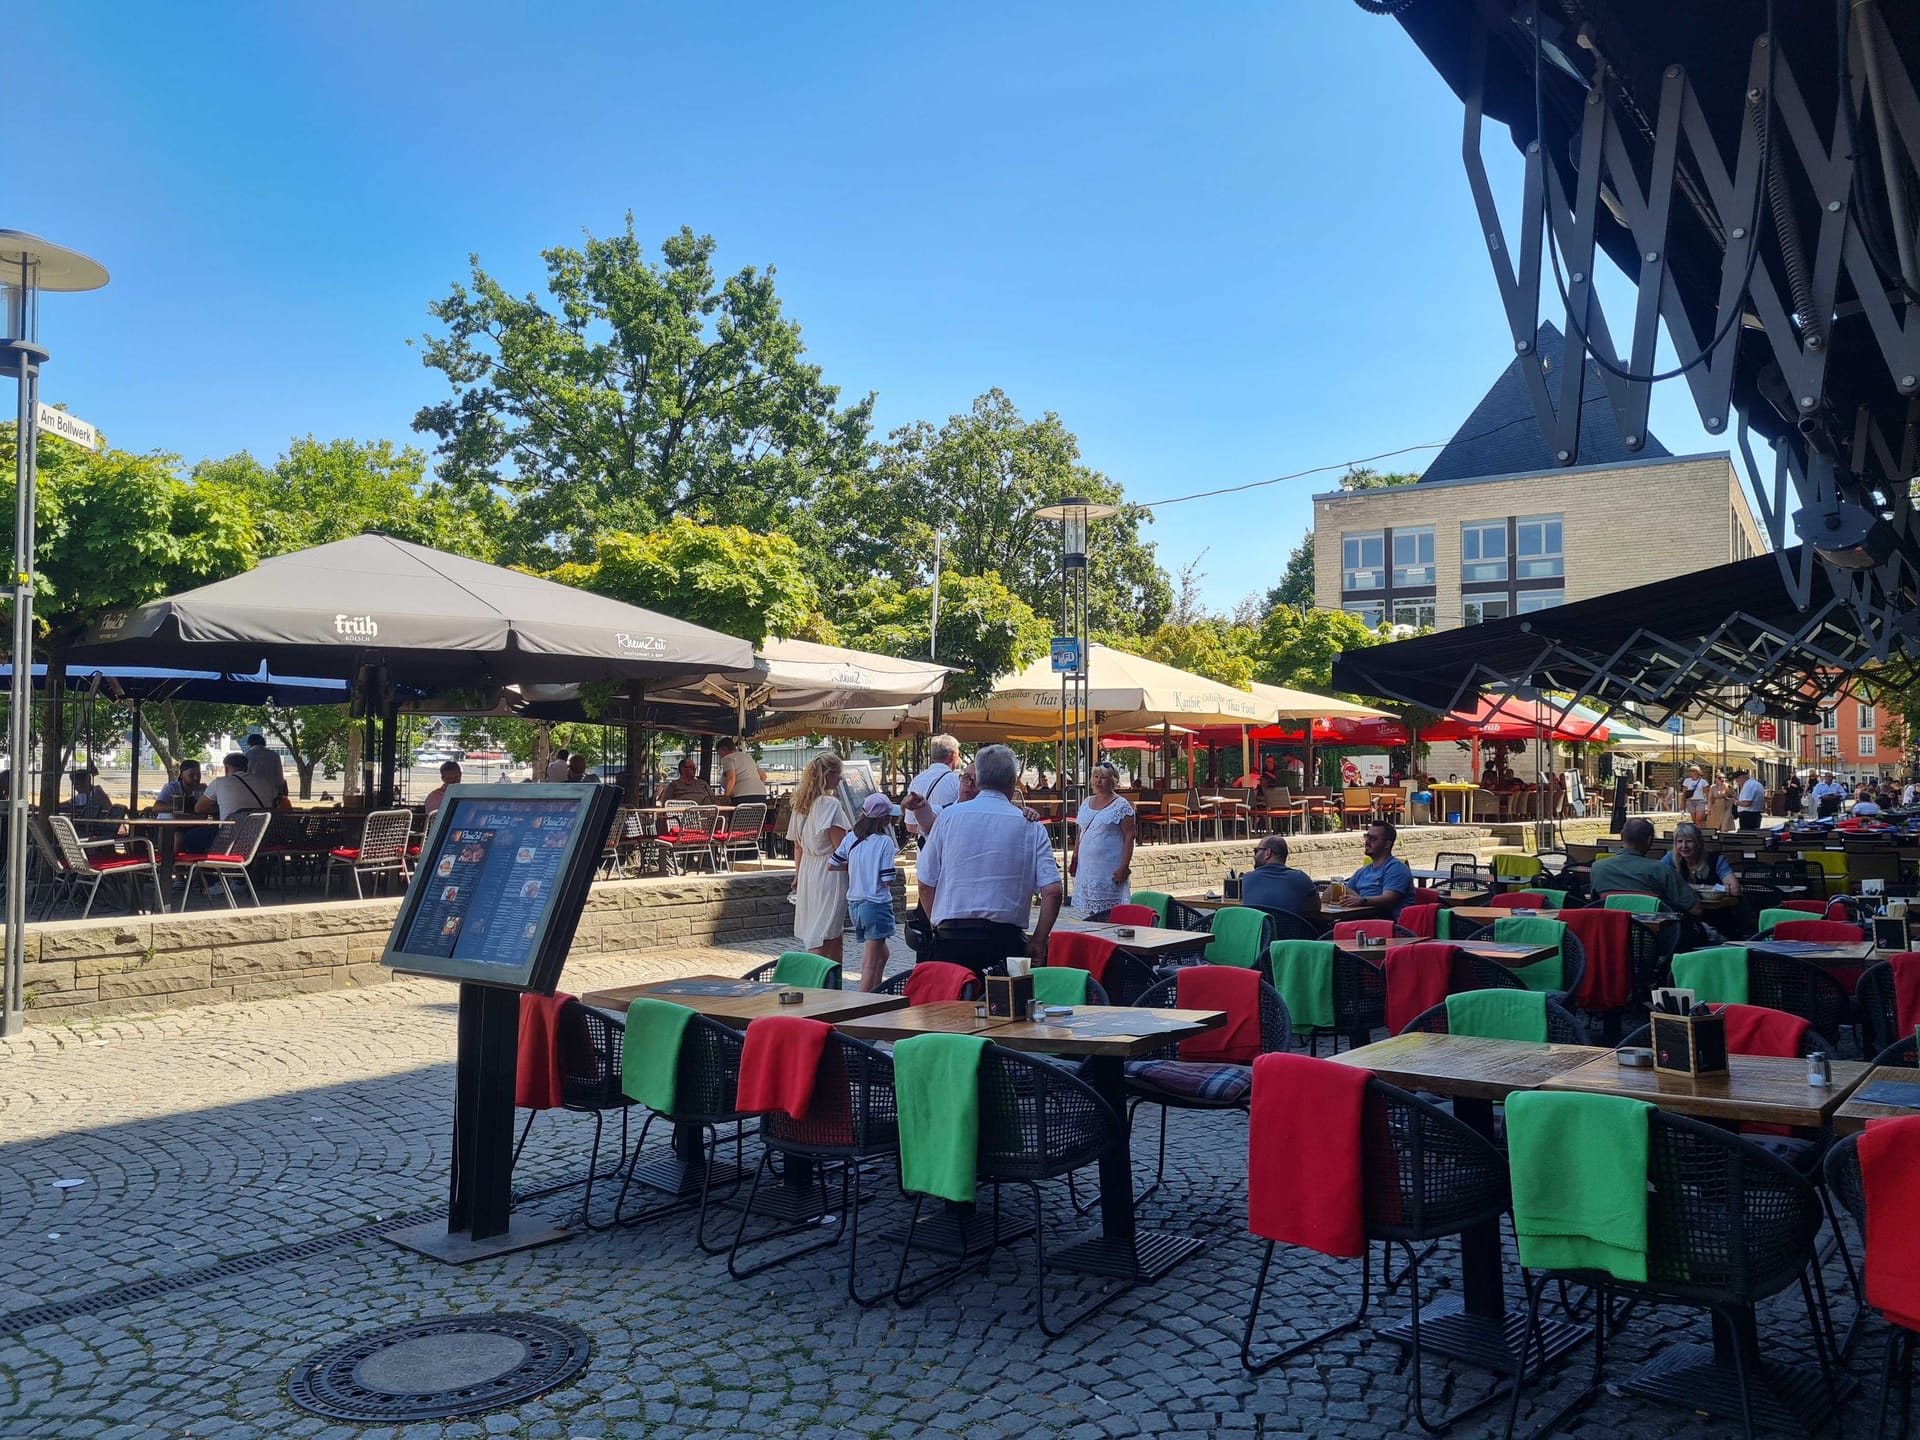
138, 708, 178, 777
343, 726, 362, 804
38, 649, 65, 812
296, 760, 316, 800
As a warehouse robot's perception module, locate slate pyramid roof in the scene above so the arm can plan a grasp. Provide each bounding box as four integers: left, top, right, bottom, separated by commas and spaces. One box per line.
1418, 322, 1670, 484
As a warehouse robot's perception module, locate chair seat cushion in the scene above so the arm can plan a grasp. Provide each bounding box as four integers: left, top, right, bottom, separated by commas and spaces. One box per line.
330, 847, 361, 859
90, 857, 151, 872
178, 853, 246, 864
667, 831, 716, 843
1123, 1058, 1253, 1105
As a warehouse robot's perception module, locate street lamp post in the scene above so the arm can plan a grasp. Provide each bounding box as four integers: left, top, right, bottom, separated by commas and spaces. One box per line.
0, 233, 109, 1038
1033, 497, 1115, 905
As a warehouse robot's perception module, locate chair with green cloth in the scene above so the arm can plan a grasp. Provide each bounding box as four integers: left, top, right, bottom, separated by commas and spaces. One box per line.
1269, 939, 1386, 1054
1401, 992, 1586, 1044
890, 1039, 1127, 1337
1030, 966, 1111, 1006
1205, 906, 1275, 969
1503, 1100, 1835, 1440
613, 999, 750, 1249
1460, 916, 1586, 1002
1668, 945, 1751, 1004
1600, 891, 1662, 914
745, 951, 844, 989
1129, 890, 1174, 927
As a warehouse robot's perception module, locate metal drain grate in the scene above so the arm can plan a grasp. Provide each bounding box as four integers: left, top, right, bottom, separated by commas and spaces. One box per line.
287, 1313, 590, 1421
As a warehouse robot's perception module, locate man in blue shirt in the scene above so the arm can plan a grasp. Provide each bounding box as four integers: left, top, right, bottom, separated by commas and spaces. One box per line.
1239, 834, 1323, 922
1346, 821, 1414, 919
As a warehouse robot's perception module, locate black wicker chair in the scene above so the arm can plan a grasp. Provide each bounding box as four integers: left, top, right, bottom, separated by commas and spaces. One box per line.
1458, 923, 1586, 1005
727, 1031, 898, 1303
1400, 998, 1587, 1043
612, 1012, 750, 1251
1280, 948, 1390, 1055
1742, 950, 1854, 1052
1166, 897, 1218, 935
875, 966, 983, 1001
508, 999, 634, 1230
1871, 1033, 1919, 1068
891, 1045, 1126, 1337
1250, 905, 1326, 943
1505, 1111, 1839, 1440
1857, 961, 1909, 1059
1122, 973, 1292, 1203
1242, 1075, 1512, 1433
1825, 1132, 1920, 1440
1448, 951, 1530, 993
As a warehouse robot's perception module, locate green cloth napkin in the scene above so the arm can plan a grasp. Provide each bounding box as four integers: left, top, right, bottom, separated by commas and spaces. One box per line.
1506, 1090, 1652, 1282
1491, 916, 1567, 992
621, 998, 696, 1113
1534, 889, 1569, 909
1755, 907, 1807, 936
772, 951, 839, 989
894, 1033, 989, 1203
1131, 890, 1173, 926
1603, 893, 1660, 914
1206, 906, 1268, 967
1671, 945, 1749, 1004
1269, 939, 1337, 1032
1446, 989, 1548, 1041
1436, 906, 1459, 941
1032, 966, 1089, 1006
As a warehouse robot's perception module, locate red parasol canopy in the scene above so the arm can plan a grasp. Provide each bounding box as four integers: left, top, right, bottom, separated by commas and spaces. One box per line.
1418, 697, 1608, 743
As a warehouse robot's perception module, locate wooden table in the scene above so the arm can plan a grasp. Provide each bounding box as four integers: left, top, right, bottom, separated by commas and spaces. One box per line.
1054, 918, 1210, 958
1746, 937, 1878, 970
838, 1000, 1224, 1281
1327, 1034, 1601, 1369
1168, 893, 1240, 911
1833, 1065, 1920, 1134
1330, 934, 1556, 967
1447, 904, 1675, 929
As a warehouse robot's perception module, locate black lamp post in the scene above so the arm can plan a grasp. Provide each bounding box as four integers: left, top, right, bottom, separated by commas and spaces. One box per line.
1033, 496, 1114, 904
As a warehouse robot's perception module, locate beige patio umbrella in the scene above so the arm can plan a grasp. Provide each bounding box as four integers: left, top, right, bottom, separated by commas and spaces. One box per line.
1247, 681, 1395, 721
940, 642, 1270, 733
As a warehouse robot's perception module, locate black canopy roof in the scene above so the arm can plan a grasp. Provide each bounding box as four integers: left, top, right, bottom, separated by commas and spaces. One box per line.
1330, 548, 1912, 725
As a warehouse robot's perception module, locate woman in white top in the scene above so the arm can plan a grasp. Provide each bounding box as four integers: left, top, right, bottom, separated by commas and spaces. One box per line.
785, 754, 850, 964
1070, 762, 1137, 915
1681, 766, 1709, 824
830, 792, 901, 990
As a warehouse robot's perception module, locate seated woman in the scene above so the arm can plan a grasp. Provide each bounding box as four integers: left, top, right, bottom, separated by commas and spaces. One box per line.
1665, 821, 1738, 940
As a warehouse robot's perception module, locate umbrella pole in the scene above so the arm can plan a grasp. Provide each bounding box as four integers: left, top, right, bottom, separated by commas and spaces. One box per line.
128, 700, 140, 816
379, 698, 399, 807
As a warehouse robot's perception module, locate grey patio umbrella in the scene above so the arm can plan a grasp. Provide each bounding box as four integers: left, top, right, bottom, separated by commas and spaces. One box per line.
66, 533, 757, 689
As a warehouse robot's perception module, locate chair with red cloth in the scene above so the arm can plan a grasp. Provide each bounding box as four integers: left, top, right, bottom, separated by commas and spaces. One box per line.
1045, 928, 1157, 1006
1409, 885, 1447, 908
179, 811, 273, 910
1331, 918, 1411, 942
658, 803, 723, 874
1761, 917, 1867, 945
727, 1022, 898, 1303
1741, 949, 1855, 1048
1107, 903, 1160, 929
1556, 906, 1639, 1040
511, 993, 632, 1229
877, 961, 982, 1005
1380, 942, 1463, 1036
1858, 953, 1920, 1057
716, 800, 767, 872
1124, 967, 1292, 1203
43, 814, 166, 919
323, 808, 414, 898
1240, 1053, 1511, 1432
1484, 891, 1552, 910
1826, 1121, 1920, 1438
1398, 902, 1440, 940
1780, 899, 1830, 916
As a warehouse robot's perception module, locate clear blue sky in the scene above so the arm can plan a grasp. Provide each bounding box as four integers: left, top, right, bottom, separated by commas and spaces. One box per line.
13, 0, 1729, 611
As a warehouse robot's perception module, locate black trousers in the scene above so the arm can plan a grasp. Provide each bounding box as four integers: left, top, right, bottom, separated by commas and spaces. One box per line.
1735, 810, 1762, 831
928, 920, 1027, 978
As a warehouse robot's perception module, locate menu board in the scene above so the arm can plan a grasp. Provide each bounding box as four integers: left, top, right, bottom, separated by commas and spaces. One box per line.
382, 784, 619, 992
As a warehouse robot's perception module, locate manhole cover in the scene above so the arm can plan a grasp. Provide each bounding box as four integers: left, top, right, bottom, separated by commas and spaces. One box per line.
287, 1313, 590, 1421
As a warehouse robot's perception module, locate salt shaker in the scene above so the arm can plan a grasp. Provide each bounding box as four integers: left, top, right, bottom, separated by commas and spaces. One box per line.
1028, 998, 1046, 1022
1806, 1051, 1831, 1087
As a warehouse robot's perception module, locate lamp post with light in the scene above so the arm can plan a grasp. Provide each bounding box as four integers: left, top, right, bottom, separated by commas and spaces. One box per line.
1032, 497, 1115, 904
0, 233, 109, 1037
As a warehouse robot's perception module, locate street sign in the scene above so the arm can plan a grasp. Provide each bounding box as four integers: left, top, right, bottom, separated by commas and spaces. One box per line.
1755, 720, 1777, 743
1663, 715, 1684, 735
1049, 637, 1082, 674
35, 403, 97, 451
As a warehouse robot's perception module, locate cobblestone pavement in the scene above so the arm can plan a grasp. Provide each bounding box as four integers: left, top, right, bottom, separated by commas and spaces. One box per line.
0, 937, 1876, 1439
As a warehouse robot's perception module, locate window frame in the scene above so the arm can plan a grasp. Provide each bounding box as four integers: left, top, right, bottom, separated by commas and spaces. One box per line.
1460, 519, 1509, 584
1390, 526, 1436, 588
1514, 514, 1565, 580
1342, 600, 1385, 629
1341, 531, 1385, 593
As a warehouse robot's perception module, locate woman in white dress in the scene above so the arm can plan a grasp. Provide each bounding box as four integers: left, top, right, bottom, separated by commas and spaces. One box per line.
786, 753, 850, 964
1070, 762, 1137, 916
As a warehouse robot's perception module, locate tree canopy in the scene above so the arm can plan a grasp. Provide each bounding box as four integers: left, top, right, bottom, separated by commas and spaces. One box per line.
835, 571, 1047, 705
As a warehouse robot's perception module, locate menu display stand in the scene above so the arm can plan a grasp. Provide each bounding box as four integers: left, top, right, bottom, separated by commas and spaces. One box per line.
378, 783, 619, 1264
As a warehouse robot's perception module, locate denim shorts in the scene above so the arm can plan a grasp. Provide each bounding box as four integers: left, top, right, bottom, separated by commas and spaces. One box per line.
849, 898, 897, 942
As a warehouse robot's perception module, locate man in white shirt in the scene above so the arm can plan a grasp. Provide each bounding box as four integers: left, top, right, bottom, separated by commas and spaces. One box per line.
1732, 768, 1766, 830
903, 733, 963, 835
245, 733, 286, 800
544, 748, 572, 782
914, 744, 1062, 975
714, 738, 767, 802
195, 752, 276, 820
1810, 772, 1846, 818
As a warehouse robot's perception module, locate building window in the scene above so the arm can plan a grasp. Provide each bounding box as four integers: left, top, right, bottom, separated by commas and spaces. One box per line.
1821, 707, 1837, 731
1341, 532, 1384, 592
1819, 734, 1840, 757
1859, 734, 1878, 757
1461, 521, 1507, 583
1515, 591, 1565, 614
1515, 514, 1564, 579
1343, 601, 1384, 628
1859, 703, 1876, 730
1391, 598, 1436, 630
1462, 596, 1510, 626
1391, 527, 1435, 587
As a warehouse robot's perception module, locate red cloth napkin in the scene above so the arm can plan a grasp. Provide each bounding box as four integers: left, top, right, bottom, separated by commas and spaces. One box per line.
736, 1015, 831, 1121
1409, 887, 1446, 908
1781, 899, 1828, 915
1176, 965, 1264, 1064
1333, 919, 1394, 942
1383, 942, 1456, 1034
1048, 929, 1119, 987
1487, 892, 1550, 910
1711, 1002, 1809, 1057
1559, 907, 1633, 1011
1773, 918, 1865, 942
904, 962, 978, 1005
1889, 952, 1920, 1034
1398, 903, 1439, 940
1862, 1115, 1920, 1331
1108, 903, 1159, 928
515, 991, 576, 1111
1248, 1052, 1369, 1257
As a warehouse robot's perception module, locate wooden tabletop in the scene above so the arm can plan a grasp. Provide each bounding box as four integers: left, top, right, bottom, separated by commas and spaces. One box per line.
1054, 918, 1209, 956
579, 974, 905, 1027
835, 1000, 1224, 1058
1448, 905, 1675, 927
77, 816, 213, 828
1541, 1051, 1869, 1128
1328, 1032, 1608, 1102
1168, 893, 1241, 910
1747, 938, 1879, 966
1330, 935, 1555, 965
1833, 1066, 1920, 1135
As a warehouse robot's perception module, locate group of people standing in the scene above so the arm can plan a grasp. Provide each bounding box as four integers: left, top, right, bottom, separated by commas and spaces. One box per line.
1677, 763, 1768, 831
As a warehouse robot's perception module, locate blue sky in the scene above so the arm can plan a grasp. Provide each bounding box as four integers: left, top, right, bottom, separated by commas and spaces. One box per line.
13, 1, 1729, 611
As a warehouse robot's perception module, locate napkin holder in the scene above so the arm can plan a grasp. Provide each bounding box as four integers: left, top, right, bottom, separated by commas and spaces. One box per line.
985, 971, 1034, 1019
1652, 1009, 1728, 1077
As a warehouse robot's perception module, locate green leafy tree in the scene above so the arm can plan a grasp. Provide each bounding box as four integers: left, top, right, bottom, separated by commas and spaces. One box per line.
1249, 606, 1382, 694
1110, 620, 1256, 690
842, 390, 1171, 635
412, 220, 874, 565
1266, 532, 1315, 612
1337, 466, 1421, 491
835, 570, 1047, 705
234, 704, 356, 799
0, 427, 257, 805
195, 436, 502, 560
456, 718, 611, 770
547, 519, 817, 643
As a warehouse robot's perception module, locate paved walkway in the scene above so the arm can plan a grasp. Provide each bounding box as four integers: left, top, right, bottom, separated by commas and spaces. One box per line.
0, 939, 1865, 1439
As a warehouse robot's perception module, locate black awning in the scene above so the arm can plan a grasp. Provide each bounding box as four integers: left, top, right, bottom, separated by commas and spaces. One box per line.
1329, 548, 1912, 724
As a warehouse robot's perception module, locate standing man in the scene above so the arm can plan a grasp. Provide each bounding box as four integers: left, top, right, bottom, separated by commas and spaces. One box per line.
714, 737, 768, 803
245, 732, 287, 802
1732, 767, 1766, 831
913, 744, 1062, 975
903, 733, 963, 836
1810, 771, 1845, 819
1343, 821, 1414, 920
545, 747, 572, 783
